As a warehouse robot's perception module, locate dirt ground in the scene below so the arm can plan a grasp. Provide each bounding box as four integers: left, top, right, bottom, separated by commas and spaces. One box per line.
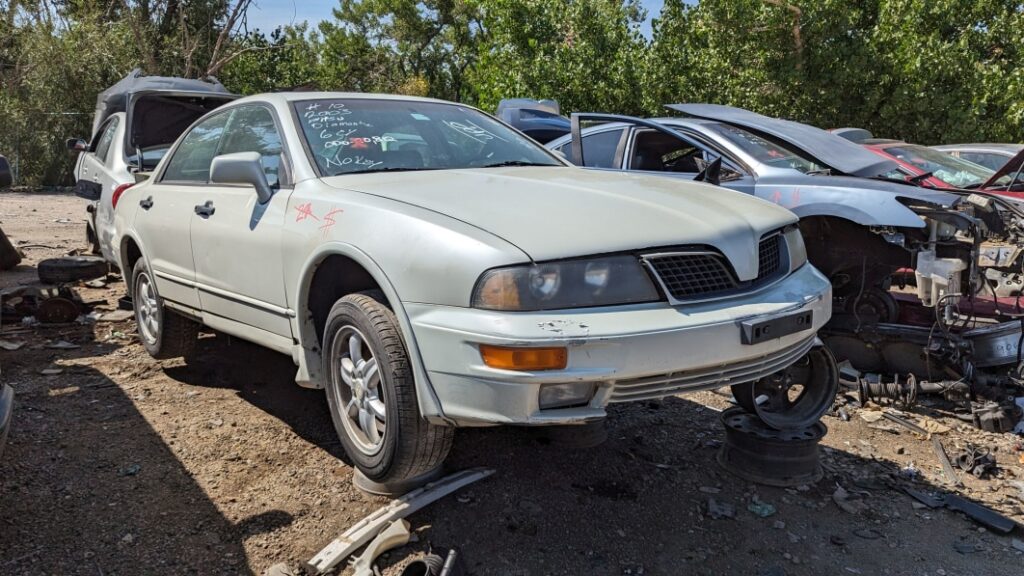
2, 189, 1024, 576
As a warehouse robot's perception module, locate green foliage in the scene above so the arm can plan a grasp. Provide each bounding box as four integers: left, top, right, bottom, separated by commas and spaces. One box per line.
6, 0, 1024, 185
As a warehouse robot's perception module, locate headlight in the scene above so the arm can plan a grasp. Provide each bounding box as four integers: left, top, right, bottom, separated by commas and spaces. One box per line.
783, 225, 807, 271
472, 255, 660, 311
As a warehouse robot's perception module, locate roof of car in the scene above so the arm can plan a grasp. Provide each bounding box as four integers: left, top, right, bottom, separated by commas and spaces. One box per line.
232, 92, 456, 106
667, 103, 899, 178
862, 138, 905, 146
931, 143, 1024, 153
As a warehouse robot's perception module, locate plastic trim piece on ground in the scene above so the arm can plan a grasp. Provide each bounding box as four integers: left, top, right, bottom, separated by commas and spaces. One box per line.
306, 467, 494, 574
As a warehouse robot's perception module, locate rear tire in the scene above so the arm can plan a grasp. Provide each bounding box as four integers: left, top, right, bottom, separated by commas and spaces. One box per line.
131, 259, 198, 360
322, 291, 453, 483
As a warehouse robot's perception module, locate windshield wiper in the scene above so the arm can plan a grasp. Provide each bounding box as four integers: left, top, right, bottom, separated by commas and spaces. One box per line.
340, 167, 438, 176
478, 160, 556, 168
805, 168, 833, 176
907, 171, 934, 185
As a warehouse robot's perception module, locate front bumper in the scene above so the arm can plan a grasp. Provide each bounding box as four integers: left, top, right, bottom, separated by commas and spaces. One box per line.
0, 384, 13, 458
407, 264, 833, 426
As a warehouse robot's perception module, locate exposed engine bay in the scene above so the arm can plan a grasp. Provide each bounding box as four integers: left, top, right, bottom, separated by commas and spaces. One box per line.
808, 190, 1024, 431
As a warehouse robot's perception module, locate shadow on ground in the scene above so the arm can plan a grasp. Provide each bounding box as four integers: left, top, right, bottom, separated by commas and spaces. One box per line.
161, 334, 1022, 575
0, 342, 292, 575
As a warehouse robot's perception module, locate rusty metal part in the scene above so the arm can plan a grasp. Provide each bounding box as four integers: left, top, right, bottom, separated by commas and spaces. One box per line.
932, 436, 962, 487
856, 373, 919, 409
35, 297, 80, 324
881, 412, 930, 436
717, 407, 826, 487
955, 444, 997, 478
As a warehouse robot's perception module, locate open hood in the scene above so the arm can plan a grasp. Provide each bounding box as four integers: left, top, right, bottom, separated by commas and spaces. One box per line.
91, 68, 235, 136
126, 90, 236, 152
667, 104, 900, 178
981, 147, 1024, 190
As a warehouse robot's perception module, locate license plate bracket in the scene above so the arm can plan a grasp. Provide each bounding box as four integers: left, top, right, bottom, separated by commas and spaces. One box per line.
741, 310, 813, 345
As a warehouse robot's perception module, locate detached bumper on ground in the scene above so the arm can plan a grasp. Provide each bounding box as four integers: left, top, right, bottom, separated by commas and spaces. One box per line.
408, 264, 833, 426
0, 384, 13, 458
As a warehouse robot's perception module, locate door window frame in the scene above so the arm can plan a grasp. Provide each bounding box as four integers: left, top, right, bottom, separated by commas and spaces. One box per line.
156, 102, 294, 190
625, 125, 751, 179
92, 116, 120, 165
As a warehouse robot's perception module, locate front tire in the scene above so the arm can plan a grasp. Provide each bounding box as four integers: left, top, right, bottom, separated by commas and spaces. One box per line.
322, 291, 453, 483
131, 259, 198, 360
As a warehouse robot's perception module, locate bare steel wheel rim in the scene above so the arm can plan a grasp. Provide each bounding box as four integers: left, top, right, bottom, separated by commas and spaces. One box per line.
331, 325, 386, 455
135, 272, 160, 345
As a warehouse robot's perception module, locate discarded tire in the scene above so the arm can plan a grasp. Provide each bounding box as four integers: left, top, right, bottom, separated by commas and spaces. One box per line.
717, 407, 826, 487
38, 255, 108, 284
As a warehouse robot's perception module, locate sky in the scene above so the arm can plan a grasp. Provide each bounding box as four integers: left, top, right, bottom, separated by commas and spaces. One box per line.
245, 0, 667, 37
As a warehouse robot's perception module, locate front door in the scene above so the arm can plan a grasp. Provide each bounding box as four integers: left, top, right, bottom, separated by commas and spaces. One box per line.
138, 109, 233, 310
189, 104, 292, 338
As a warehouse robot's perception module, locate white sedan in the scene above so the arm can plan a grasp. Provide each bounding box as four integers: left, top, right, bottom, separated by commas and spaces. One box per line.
114, 92, 834, 486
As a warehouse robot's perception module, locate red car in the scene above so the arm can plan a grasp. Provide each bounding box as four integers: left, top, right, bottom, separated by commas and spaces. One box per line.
860, 138, 1024, 199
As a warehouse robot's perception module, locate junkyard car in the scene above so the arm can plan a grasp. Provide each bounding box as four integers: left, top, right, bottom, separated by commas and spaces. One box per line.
68, 69, 236, 265
113, 93, 834, 483
932, 143, 1024, 171
548, 104, 1024, 422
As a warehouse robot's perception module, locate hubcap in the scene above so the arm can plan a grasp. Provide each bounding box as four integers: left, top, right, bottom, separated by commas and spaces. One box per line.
331, 326, 386, 454
135, 273, 160, 345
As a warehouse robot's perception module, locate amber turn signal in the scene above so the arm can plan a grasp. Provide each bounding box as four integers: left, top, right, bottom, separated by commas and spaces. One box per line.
479, 345, 568, 371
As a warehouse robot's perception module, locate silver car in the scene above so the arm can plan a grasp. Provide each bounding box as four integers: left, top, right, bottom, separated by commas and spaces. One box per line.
114, 93, 834, 484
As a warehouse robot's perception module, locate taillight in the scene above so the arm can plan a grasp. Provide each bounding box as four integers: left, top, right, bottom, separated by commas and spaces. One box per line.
111, 183, 133, 209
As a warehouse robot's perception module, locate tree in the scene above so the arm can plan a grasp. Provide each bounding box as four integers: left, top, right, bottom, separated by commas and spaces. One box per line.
471, 0, 649, 113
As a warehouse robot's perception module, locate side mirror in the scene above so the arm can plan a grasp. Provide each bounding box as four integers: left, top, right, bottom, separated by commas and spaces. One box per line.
210, 152, 273, 204
694, 156, 722, 186
66, 138, 88, 152
0, 155, 12, 188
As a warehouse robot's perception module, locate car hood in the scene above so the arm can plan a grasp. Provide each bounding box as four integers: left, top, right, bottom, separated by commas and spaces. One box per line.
982, 148, 1024, 189
668, 103, 900, 178
322, 166, 797, 278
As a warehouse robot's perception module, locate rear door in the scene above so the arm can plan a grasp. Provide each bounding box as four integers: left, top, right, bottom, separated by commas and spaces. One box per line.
189, 104, 293, 337
134, 110, 233, 310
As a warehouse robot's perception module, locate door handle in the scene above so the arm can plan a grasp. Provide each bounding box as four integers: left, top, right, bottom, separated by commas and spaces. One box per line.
139, 196, 153, 210
194, 200, 215, 217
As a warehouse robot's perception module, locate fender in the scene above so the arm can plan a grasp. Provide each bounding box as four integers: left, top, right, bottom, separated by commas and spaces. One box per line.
292, 241, 450, 425
787, 202, 909, 228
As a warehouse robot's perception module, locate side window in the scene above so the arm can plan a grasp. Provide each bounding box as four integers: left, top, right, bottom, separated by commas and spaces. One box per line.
217, 105, 285, 187
960, 152, 1004, 171
162, 111, 231, 182
93, 117, 119, 164
562, 129, 625, 168
630, 129, 702, 172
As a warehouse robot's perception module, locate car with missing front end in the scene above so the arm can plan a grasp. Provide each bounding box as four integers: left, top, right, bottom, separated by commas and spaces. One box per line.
113, 93, 835, 485
548, 104, 1024, 429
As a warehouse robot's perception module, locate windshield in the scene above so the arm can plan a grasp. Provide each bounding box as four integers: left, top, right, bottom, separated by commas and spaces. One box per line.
704, 122, 826, 174
882, 144, 1003, 188
294, 99, 562, 176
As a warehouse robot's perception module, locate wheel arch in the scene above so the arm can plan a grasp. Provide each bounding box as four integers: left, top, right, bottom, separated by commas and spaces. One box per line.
119, 233, 145, 297
293, 243, 449, 424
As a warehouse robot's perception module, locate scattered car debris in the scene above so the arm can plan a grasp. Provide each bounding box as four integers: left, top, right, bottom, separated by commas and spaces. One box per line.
718, 408, 826, 487
954, 444, 997, 479
932, 437, 962, 488
747, 497, 777, 518
705, 497, 736, 520
832, 485, 869, 515
38, 367, 64, 375
350, 519, 411, 576
2, 285, 87, 324
0, 339, 25, 351
399, 548, 463, 576
46, 339, 79, 349
306, 467, 494, 574
37, 255, 108, 284
903, 488, 1017, 533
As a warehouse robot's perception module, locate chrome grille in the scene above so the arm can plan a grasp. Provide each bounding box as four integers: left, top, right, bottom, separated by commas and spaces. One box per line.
643, 233, 787, 303
609, 336, 816, 402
